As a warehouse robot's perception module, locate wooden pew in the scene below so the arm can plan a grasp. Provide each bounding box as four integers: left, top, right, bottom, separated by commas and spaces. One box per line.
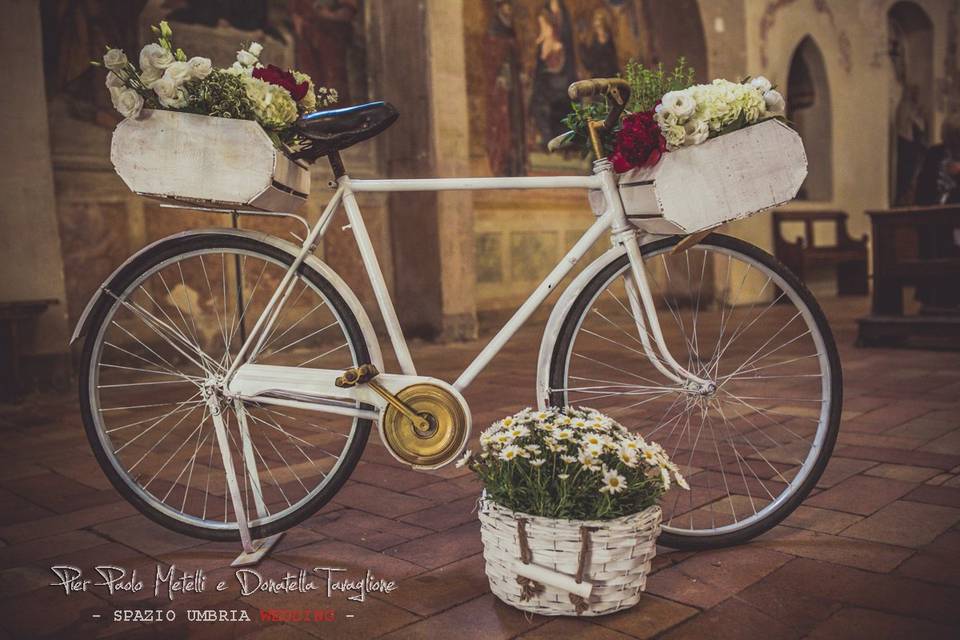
773, 210, 869, 296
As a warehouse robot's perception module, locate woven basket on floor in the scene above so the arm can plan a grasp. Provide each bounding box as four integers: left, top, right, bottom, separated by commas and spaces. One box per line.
478, 498, 661, 616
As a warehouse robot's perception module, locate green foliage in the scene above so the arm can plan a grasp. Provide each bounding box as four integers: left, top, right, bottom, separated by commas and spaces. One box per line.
463, 407, 686, 521
559, 58, 697, 159
183, 71, 255, 121
561, 100, 615, 159
625, 58, 697, 113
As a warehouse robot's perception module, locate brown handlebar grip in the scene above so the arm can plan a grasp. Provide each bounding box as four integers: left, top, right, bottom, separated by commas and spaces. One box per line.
567, 78, 631, 103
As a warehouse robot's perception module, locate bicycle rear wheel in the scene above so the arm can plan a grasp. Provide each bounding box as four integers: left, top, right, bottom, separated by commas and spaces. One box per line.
547, 234, 842, 549
79, 232, 372, 541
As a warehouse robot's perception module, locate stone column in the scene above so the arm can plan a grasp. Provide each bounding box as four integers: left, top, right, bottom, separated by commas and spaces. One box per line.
368, 0, 477, 341
0, 0, 71, 383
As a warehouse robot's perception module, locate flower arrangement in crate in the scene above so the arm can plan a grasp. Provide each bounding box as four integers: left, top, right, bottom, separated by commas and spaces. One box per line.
561, 59, 786, 172
95, 21, 337, 150
459, 406, 687, 616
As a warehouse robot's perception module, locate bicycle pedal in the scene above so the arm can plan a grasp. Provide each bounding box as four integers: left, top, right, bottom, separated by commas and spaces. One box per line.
335, 364, 380, 388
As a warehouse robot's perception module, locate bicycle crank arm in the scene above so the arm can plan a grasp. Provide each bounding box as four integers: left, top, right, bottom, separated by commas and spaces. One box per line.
335, 365, 431, 433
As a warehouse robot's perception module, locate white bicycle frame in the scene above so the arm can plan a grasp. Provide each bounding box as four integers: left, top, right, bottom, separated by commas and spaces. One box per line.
223, 159, 710, 417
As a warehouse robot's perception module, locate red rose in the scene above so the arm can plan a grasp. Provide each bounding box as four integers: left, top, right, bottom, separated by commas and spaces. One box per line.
608, 110, 667, 172
252, 64, 309, 101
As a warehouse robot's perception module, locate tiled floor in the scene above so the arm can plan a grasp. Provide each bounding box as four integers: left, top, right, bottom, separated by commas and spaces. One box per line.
1, 296, 959, 639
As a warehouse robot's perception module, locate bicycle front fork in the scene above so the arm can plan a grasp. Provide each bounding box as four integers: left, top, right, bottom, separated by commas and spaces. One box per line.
595, 158, 714, 392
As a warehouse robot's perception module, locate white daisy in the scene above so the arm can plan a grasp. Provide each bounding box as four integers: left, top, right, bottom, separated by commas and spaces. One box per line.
509, 426, 530, 439
560, 454, 576, 464
618, 448, 638, 467
455, 450, 472, 468
555, 428, 574, 441
557, 473, 570, 480
601, 468, 627, 494
499, 444, 523, 461
530, 458, 546, 467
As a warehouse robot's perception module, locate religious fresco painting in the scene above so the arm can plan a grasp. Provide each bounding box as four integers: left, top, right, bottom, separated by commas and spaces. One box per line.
465, 0, 707, 175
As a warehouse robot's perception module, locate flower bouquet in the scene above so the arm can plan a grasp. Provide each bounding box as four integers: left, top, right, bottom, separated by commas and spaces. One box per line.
97, 21, 337, 149
461, 407, 687, 616
99, 22, 331, 212
564, 60, 807, 235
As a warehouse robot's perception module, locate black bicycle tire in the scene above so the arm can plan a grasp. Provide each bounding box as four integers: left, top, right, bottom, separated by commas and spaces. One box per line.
78, 232, 372, 542
547, 233, 843, 549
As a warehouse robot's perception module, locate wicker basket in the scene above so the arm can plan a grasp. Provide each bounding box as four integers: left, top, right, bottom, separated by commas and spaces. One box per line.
478, 498, 661, 616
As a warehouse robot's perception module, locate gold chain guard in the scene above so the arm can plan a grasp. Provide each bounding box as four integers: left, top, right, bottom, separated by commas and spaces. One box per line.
381, 383, 469, 468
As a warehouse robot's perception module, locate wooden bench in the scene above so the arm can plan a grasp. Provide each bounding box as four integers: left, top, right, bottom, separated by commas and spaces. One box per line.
773, 210, 869, 296
0, 299, 58, 402
857, 205, 960, 348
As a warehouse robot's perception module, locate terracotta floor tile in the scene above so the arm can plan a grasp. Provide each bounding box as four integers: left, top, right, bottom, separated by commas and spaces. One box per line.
272, 539, 424, 581
841, 500, 960, 548
806, 607, 956, 640
397, 495, 480, 531
832, 445, 960, 471
806, 475, 914, 515
919, 429, 960, 455
736, 564, 842, 635
0, 500, 136, 543
519, 617, 633, 639
760, 558, 960, 626
904, 484, 960, 508
781, 504, 863, 534
377, 553, 489, 617
813, 457, 877, 489
595, 594, 697, 639
755, 527, 913, 572
862, 463, 942, 483
0, 529, 106, 570
384, 521, 483, 570
378, 594, 545, 640
303, 508, 431, 551
330, 482, 434, 519
660, 598, 801, 640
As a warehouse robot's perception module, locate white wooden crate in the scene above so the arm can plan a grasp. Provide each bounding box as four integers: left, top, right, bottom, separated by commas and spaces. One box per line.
589, 119, 807, 234
111, 109, 310, 212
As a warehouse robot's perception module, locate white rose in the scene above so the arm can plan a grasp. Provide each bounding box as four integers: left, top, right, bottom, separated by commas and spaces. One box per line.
763, 89, 786, 116
105, 71, 125, 89
660, 89, 696, 121
139, 43, 174, 73
103, 48, 128, 71
750, 75, 772, 93
186, 56, 213, 80
236, 50, 258, 67
139, 67, 162, 85
248, 42, 263, 56
113, 88, 144, 119
150, 77, 188, 108
683, 118, 710, 146
163, 61, 192, 86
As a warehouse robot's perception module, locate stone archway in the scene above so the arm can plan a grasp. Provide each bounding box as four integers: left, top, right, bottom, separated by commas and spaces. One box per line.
887, 1, 934, 205
787, 36, 833, 202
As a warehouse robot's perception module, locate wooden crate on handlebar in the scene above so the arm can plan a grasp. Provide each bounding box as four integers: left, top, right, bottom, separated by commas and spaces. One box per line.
588, 119, 807, 234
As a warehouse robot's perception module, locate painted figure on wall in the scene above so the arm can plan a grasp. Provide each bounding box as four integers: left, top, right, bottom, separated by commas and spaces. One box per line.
484, 1, 528, 176
530, 0, 577, 148
580, 8, 619, 79
290, 0, 359, 104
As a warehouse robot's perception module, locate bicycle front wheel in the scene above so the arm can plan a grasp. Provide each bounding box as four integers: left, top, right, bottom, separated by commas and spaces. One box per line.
79, 232, 372, 541
547, 233, 842, 549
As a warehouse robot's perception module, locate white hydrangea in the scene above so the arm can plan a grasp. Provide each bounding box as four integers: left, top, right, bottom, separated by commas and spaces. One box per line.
242, 75, 299, 129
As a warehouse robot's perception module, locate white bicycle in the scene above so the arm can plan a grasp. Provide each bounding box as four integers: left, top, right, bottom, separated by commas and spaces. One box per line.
73, 79, 841, 552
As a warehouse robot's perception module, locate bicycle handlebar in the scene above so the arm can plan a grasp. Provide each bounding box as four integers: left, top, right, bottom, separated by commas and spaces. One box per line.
567, 78, 631, 132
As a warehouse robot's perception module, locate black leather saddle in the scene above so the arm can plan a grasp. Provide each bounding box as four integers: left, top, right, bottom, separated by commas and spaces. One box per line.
293, 101, 399, 161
